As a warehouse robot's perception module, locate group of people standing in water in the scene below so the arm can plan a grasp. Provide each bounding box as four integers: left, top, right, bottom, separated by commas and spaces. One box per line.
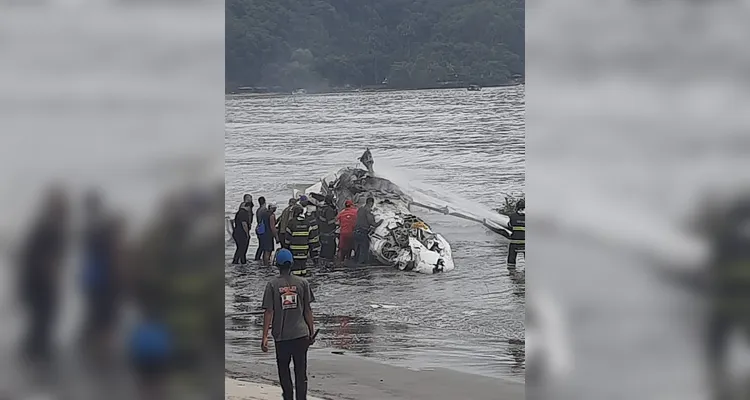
230, 192, 382, 275
231, 194, 277, 266
236, 190, 382, 400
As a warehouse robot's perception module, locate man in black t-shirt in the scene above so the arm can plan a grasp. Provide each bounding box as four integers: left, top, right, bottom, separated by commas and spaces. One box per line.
232, 202, 252, 265
261, 249, 315, 400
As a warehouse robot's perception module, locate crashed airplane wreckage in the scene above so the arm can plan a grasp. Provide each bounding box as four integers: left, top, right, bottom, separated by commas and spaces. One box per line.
301, 150, 513, 274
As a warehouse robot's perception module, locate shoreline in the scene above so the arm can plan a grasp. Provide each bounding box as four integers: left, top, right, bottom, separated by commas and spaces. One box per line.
226, 349, 524, 400
225, 83, 524, 97
226, 378, 327, 400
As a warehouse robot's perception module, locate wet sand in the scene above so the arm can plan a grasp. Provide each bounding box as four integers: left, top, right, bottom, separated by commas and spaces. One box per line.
226, 349, 524, 400
226, 378, 326, 400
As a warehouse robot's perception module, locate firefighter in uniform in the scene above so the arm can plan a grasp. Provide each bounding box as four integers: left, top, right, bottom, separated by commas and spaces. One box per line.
317, 195, 338, 261
505, 199, 525, 270
284, 205, 320, 276
299, 195, 320, 262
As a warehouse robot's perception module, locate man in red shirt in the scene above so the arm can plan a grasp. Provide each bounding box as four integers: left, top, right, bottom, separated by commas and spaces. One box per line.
336, 200, 358, 262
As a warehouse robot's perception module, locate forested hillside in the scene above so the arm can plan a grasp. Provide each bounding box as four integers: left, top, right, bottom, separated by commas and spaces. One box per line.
226, 0, 524, 92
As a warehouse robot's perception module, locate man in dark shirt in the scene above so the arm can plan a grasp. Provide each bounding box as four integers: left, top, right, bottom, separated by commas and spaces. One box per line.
354, 197, 382, 265
232, 201, 251, 264
261, 249, 316, 400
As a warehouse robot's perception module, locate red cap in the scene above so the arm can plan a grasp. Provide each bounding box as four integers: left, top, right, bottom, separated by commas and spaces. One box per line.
345, 200, 354, 207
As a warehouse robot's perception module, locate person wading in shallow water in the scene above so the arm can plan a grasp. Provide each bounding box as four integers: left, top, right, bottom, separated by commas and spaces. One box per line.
336, 200, 358, 262
277, 198, 297, 250
267, 202, 279, 258
285, 205, 320, 276
255, 196, 274, 265
317, 195, 338, 262
505, 199, 525, 270
298, 195, 320, 256
231, 201, 252, 265
261, 249, 316, 400
354, 197, 382, 265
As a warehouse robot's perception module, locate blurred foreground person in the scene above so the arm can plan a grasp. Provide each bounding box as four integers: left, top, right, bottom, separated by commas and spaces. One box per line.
261, 249, 316, 400
703, 193, 750, 400
129, 300, 173, 400
317, 195, 338, 262
285, 205, 319, 276
231, 201, 251, 265
130, 185, 224, 399
336, 200, 358, 261
526, 290, 572, 400
17, 185, 69, 365
80, 191, 127, 364
277, 198, 297, 249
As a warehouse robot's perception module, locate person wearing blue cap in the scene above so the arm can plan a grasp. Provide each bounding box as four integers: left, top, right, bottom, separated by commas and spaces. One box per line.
261, 249, 316, 400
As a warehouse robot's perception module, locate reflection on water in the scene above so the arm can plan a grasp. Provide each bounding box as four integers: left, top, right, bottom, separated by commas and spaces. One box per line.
225, 86, 525, 380
509, 269, 526, 298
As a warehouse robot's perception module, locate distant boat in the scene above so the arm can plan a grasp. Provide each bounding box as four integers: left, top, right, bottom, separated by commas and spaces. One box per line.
467, 84, 481, 91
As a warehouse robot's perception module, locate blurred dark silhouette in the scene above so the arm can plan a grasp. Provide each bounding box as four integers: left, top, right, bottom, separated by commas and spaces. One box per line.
127, 184, 225, 399
7, 177, 224, 400
79, 190, 126, 366
17, 185, 69, 367
702, 192, 750, 400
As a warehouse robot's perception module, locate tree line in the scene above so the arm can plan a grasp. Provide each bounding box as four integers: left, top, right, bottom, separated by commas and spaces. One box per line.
227, 0, 524, 92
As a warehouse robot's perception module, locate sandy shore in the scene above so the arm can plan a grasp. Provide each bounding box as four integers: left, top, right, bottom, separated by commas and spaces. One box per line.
226, 378, 327, 400
226, 349, 524, 400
